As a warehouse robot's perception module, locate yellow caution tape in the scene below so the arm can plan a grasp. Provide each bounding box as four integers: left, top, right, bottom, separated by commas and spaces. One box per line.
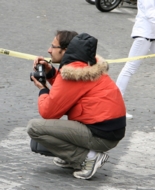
0, 48, 155, 64
106, 54, 155, 63
0, 48, 51, 62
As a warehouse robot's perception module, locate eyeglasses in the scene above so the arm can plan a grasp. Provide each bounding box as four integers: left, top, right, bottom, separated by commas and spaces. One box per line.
51, 44, 61, 49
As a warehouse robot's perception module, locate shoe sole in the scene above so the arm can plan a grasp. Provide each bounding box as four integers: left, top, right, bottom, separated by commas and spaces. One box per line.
126, 113, 133, 120
127, 117, 133, 120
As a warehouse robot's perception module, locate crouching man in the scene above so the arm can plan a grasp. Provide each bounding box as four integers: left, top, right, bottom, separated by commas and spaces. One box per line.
27, 30, 126, 180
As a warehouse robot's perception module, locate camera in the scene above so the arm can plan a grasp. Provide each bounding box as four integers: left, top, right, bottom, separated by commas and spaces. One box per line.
30, 64, 46, 86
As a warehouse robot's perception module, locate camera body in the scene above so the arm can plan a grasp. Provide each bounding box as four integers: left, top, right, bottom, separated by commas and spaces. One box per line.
30, 64, 46, 86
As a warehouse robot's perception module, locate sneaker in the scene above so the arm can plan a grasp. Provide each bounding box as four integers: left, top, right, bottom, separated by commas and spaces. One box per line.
73, 153, 108, 180
126, 112, 133, 120
100, 153, 109, 168
53, 157, 73, 168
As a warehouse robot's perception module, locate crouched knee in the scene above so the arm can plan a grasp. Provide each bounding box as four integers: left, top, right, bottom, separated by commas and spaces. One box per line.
27, 119, 39, 137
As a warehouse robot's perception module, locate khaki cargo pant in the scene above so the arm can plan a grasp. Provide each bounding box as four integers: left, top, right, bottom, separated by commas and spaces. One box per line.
27, 118, 119, 169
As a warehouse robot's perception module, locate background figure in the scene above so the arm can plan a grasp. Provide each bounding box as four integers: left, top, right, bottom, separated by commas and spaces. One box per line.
116, 0, 155, 119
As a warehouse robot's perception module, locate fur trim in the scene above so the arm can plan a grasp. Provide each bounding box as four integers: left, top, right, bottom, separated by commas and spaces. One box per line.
61, 55, 109, 81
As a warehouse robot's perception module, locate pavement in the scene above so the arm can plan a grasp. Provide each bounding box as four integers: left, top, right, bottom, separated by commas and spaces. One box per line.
0, 0, 155, 190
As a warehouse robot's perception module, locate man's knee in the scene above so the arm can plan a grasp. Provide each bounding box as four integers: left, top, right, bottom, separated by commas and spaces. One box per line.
27, 119, 38, 137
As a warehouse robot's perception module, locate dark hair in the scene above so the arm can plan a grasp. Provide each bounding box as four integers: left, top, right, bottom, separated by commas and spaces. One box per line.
55, 30, 78, 50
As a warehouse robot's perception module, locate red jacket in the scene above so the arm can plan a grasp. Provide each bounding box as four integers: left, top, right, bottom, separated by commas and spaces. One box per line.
38, 60, 126, 125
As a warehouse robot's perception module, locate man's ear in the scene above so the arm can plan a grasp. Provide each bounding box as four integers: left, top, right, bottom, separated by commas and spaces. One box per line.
63, 48, 67, 52
60, 48, 67, 55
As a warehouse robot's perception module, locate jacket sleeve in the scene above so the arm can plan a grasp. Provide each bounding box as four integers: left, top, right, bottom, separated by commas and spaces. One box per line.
38, 74, 86, 119
46, 66, 59, 85
142, 0, 155, 23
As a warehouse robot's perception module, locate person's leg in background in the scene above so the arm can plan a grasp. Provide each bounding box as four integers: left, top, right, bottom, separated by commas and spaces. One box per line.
116, 38, 152, 119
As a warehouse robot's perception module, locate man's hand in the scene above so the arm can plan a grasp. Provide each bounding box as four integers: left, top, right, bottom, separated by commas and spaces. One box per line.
33, 56, 52, 74
31, 76, 47, 90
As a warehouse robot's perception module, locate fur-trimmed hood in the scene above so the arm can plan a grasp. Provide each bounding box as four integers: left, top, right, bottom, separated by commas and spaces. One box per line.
59, 33, 109, 81
61, 55, 109, 81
